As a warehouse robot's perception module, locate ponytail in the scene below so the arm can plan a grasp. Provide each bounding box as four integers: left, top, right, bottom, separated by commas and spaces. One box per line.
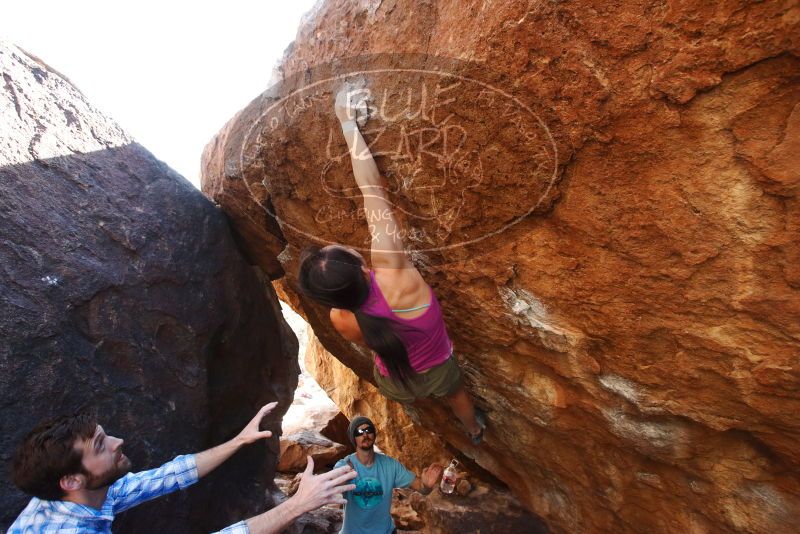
353, 310, 415, 386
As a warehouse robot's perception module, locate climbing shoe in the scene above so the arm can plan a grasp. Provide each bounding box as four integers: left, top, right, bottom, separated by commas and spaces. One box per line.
470, 408, 487, 445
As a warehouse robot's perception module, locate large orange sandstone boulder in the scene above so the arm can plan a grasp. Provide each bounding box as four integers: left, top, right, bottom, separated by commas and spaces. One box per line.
202, 1, 800, 531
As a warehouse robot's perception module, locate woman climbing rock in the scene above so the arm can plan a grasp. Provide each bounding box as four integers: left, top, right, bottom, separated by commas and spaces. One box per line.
298, 87, 486, 444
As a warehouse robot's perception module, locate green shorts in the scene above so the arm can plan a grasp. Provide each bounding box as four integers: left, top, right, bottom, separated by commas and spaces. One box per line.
373, 355, 464, 405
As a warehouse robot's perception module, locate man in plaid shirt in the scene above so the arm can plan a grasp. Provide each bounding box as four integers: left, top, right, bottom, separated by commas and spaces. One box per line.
8, 403, 356, 533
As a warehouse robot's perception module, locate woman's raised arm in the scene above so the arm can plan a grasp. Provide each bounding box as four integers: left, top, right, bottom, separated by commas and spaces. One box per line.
335, 88, 413, 271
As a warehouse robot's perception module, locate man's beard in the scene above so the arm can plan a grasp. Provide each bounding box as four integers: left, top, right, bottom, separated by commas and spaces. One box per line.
359, 440, 374, 451
83, 455, 132, 490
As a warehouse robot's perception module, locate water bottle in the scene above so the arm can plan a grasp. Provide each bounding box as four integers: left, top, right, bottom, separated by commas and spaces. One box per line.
440, 459, 459, 494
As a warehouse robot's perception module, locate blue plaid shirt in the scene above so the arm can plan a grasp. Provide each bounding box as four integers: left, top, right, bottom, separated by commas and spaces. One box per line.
8, 454, 249, 534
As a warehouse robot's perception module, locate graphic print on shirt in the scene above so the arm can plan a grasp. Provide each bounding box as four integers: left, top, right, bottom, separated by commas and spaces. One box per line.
351, 476, 384, 509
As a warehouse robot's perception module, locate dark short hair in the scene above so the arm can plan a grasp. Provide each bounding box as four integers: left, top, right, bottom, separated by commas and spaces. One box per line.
298, 245, 369, 310
11, 413, 97, 500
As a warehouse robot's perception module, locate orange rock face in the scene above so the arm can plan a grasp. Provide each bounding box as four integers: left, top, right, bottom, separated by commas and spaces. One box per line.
202, 1, 800, 531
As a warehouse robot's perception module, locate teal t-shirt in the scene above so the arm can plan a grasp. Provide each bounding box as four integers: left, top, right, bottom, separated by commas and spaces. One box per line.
334, 452, 415, 534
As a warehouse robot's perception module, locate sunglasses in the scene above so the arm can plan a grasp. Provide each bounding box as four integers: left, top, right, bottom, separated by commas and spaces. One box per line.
354, 426, 376, 437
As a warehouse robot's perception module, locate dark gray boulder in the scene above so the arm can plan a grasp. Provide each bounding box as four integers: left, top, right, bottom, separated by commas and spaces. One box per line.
0, 41, 298, 532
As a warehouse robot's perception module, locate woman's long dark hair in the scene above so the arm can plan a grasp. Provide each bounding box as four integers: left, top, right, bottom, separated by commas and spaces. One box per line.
298, 245, 416, 385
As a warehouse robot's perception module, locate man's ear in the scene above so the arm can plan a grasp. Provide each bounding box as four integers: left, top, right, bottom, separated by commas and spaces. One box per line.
59, 473, 85, 493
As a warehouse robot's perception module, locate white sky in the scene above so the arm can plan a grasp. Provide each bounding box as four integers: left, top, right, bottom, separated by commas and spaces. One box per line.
1, 0, 319, 188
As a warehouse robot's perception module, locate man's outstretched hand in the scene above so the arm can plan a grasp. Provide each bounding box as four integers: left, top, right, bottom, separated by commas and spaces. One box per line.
235, 402, 278, 445
421, 463, 444, 489
292, 456, 357, 514
195, 401, 278, 478
240, 456, 357, 534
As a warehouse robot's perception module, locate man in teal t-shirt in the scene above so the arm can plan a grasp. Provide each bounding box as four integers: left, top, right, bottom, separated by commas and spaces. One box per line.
334, 416, 443, 534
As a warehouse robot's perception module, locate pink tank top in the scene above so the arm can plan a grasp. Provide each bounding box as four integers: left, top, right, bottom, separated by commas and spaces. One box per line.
360, 271, 453, 376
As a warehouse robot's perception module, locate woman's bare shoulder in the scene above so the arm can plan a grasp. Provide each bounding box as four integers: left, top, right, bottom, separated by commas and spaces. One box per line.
329, 308, 365, 343
331, 308, 361, 331
330, 308, 346, 325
